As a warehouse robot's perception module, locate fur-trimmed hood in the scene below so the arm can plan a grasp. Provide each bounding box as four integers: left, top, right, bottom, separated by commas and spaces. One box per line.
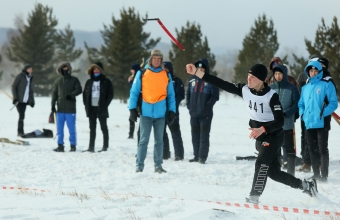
56, 62, 72, 75
86, 63, 106, 76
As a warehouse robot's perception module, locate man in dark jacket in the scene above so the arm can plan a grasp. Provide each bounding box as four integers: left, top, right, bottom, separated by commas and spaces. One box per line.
270, 65, 300, 176
186, 58, 219, 164
162, 61, 185, 160
11, 64, 35, 136
296, 71, 311, 172
51, 62, 82, 152
82, 62, 113, 152
127, 63, 141, 139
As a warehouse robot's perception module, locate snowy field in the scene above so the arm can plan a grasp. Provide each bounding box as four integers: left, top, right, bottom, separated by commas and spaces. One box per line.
1, 91, 340, 220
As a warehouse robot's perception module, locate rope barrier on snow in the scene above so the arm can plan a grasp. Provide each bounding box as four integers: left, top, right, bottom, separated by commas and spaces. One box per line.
2, 186, 340, 216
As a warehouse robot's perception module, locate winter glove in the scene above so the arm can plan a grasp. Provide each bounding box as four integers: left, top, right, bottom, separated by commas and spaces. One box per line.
66, 95, 72, 100
129, 109, 138, 122
29, 103, 35, 108
167, 111, 176, 125
51, 106, 56, 113
13, 99, 19, 105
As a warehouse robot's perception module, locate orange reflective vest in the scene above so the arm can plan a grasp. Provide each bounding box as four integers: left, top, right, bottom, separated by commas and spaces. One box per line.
142, 69, 169, 104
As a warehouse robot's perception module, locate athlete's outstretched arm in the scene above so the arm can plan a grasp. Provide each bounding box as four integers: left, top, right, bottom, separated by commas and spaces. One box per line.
186, 63, 244, 97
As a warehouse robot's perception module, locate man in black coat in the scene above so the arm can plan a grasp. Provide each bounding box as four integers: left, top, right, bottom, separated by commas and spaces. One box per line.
162, 61, 185, 160
11, 64, 35, 136
82, 62, 114, 152
128, 63, 141, 139
186, 58, 219, 164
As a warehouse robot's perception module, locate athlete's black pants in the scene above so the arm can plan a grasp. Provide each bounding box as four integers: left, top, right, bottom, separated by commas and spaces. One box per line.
250, 130, 302, 196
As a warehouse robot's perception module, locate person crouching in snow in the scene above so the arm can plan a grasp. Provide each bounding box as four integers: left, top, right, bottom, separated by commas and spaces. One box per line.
186, 63, 318, 204
82, 62, 114, 153
51, 63, 82, 152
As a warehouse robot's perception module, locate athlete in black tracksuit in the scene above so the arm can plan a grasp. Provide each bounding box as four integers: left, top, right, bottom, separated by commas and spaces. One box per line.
185, 63, 317, 203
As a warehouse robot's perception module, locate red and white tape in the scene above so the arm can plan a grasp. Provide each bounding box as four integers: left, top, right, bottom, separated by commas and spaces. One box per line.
3, 186, 340, 216
2, 186, 50, 193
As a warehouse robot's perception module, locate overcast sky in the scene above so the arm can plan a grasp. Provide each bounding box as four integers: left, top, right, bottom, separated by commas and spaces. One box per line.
0, 0, 339, 56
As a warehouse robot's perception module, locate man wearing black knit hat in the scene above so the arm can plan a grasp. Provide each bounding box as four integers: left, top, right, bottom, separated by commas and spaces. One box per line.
186, 63, 318, 204
11, 64, 35, 136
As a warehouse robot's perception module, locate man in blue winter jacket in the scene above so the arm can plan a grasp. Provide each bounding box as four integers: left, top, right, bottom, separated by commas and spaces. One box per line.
129, 49, 176, 173
186, 58, 219, 164
270, 64, 300, 176
298, 60, 338, 182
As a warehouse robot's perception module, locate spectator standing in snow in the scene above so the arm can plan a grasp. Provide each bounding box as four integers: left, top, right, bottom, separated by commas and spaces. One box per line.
11, 64, 35, 137
129, 49, 176, 173
269, 58, 301, 169
162, 61, 185, 161
51, 63, 82, 152
127, 63, 141, 140
296, 71, 311, 172
186, 62, 318, 204
298, 60, 338, 182
82, 62, 113, 153
270, 64, 300, 176
186, 58, 219, 164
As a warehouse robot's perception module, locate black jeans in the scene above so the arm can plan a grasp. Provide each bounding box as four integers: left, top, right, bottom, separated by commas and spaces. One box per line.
163, 115, 185, 158
89, 106, 108, 149
283, 129, 295, 158
300, 120, 311, 165
16, 103, 27, 134
250, 130, 302, 196
306, 128, 329, 178
190, 116, 212, 160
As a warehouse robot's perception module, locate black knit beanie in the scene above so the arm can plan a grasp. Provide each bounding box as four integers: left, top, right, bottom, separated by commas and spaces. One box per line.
95, 61, 104, 70
248, 64, 268, 81
23, 64, 32, 71
318, 57, 329, 70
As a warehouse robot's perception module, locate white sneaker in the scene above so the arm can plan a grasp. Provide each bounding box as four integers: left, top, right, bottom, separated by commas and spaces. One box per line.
302, 179, 318, 197
246, 195, 260, 204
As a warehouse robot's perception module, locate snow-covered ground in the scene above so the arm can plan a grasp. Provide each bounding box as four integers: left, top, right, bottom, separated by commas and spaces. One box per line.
1, 91, 340, 220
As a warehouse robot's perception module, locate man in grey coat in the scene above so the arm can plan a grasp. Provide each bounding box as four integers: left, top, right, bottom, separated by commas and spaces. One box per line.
11, 64, 35, 136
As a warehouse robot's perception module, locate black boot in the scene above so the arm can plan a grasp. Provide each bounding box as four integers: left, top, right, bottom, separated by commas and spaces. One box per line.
82, 147, 94, 153
198, 158, 206, 164
189, 156, 199, 162
70, 145, 76, 152
163, 151, 171, 160
287, 156, 296, 176
98, 147, 108, 152
53, 144, 65, 152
